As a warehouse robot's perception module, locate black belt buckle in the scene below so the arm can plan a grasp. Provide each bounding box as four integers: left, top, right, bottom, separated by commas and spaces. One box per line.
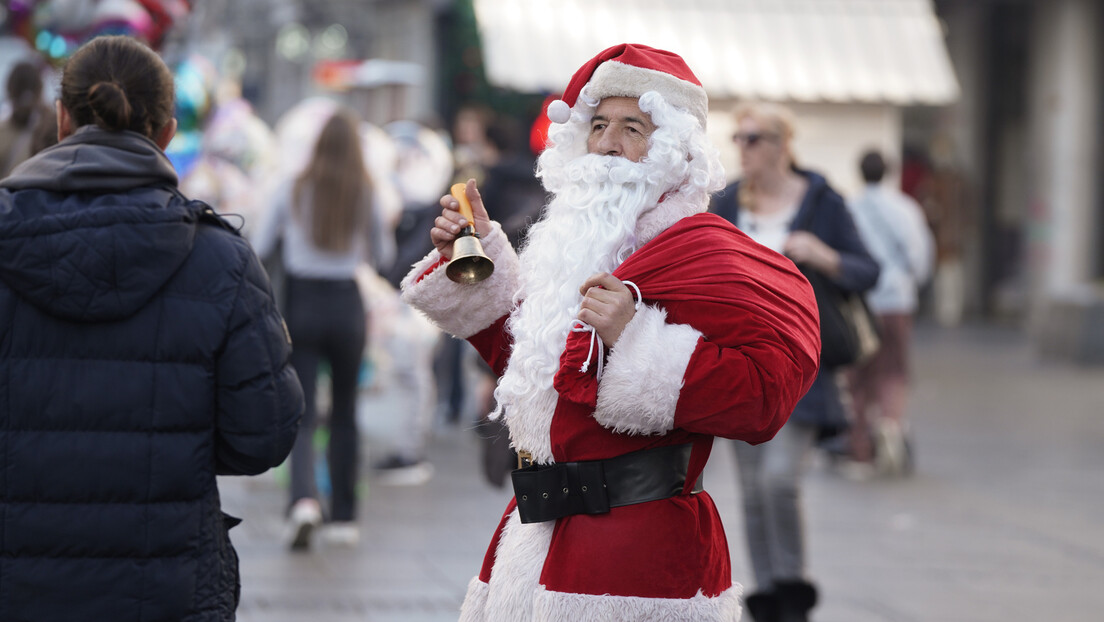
511, 460, 610, 524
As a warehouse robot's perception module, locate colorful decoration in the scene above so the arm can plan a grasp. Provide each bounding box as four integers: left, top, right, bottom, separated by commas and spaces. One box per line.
164, 53, 215, 179
6, 0, 191, 64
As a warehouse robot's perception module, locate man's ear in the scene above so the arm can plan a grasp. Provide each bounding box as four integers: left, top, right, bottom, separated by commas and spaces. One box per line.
154, 118, 178, 151
56, 101, 73, 142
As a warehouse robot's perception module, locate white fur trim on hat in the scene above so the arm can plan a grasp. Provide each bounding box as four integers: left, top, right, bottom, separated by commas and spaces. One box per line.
586, 60, 709, 128
593, 305, 702, 435
400, 221, 520, 339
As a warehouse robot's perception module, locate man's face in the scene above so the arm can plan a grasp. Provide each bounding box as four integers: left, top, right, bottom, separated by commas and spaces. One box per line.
586, 97, 656, 163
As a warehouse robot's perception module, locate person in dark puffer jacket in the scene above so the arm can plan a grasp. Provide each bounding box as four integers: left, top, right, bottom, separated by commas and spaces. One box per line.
0, 35, 303, 622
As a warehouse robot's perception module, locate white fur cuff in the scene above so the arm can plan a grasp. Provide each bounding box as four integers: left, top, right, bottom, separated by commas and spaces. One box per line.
400, 222, 520, 338
593, 305, 701, 435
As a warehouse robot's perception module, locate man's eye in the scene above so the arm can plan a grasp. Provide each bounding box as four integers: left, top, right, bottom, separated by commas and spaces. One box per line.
591, 123, 606, 132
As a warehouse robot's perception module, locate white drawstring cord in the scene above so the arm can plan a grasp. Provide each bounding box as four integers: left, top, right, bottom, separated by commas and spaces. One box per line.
571, 321, 604, 378
624, 281, 643, 310
573, 280, 643, 381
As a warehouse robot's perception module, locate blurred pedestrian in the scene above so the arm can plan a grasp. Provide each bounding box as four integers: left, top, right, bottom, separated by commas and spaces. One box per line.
0, 60, 50, 178
28, 105, 59, 155
480, 113, 547, 248
0, 35, 302, 621
252, 106, 389, 550
845, 149, 935, 476
711, 101, 879, 622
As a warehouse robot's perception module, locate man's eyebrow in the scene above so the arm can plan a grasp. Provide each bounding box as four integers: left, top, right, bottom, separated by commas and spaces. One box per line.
590, 114, 651, 128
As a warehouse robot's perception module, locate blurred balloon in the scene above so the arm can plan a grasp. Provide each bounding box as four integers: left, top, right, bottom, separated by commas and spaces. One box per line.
202, 98, 277, 178
179, 97, 278, 235
165, 54, 216, 179
385, 119, 454, 208
8, 0, 190, 65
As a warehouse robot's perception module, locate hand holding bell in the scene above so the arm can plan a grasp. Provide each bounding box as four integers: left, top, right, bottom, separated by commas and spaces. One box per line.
443, 182, 494, 284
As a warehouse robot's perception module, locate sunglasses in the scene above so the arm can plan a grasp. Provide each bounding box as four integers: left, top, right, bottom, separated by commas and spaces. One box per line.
732, 132, 777, 147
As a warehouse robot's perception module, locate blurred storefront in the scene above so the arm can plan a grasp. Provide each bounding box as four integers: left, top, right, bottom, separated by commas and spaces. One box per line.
472, 0, 959, 196
931, 0, 1104, 363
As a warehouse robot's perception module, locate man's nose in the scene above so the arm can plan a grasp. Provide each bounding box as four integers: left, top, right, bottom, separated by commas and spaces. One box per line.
595, 131, 620, 156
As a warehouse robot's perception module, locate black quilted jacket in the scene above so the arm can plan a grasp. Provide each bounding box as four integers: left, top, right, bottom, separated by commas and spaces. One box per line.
0, 126, 303, 621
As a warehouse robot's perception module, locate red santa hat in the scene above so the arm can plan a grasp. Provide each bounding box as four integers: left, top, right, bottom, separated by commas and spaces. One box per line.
546, 43, 708, 128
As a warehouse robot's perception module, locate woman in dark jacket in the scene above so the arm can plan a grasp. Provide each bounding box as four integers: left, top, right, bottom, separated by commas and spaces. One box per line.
0, 36, 303, 622
711, 102, 879, 622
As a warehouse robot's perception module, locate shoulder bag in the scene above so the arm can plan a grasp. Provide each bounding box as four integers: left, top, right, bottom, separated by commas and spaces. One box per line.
793, 207, 880, 369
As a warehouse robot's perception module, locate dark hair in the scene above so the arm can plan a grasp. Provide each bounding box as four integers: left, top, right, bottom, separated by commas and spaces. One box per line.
59, 36, 174, 138
860, 149, 887, 183
5, 61, 43, 128
294, 108, 375, 253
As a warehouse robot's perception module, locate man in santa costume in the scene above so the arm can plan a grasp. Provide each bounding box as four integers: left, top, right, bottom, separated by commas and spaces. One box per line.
402, 43, 821, 622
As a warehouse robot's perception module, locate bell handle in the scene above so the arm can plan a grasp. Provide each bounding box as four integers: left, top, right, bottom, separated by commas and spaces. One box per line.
450, 183, 477, 232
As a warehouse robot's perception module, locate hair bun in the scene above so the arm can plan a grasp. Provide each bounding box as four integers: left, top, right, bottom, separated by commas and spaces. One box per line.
88, 81, 133, 131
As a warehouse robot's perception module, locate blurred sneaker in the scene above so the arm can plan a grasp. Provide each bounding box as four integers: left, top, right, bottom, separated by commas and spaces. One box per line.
874, 419, 907, 477
286, 498, 322, 552
373, 455, 434, 486
321, 522, 361, 548
835, 459, 876, 482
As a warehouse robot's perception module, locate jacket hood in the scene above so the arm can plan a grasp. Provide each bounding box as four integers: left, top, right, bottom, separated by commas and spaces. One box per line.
1, 125, 178, 192
0, 126, 201, 322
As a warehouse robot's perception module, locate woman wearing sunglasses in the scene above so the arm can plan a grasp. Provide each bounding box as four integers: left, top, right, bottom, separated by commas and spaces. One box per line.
711, 102, 879, 622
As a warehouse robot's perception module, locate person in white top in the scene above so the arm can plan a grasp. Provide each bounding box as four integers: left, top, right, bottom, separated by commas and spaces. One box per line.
845, 149, 935, 476
252, 107, 389, 550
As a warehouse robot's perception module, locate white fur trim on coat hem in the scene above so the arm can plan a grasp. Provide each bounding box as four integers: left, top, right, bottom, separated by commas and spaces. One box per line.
462, 576, 744, 622
480, 511, 555, 620
400, 222, 520, 338
533, 584, 743, 622
594, 305, 701, 435
459, 576, 489, 622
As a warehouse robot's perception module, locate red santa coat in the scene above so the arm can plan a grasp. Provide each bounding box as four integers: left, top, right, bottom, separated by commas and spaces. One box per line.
402, 210, 819, 621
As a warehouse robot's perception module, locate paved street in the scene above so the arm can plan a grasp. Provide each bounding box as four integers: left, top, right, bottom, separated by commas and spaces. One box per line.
219, 322, 1104, 622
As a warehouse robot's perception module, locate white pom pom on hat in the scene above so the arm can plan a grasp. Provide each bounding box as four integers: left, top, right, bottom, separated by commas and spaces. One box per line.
545, 43, 708, 128
547, 98, 571, 124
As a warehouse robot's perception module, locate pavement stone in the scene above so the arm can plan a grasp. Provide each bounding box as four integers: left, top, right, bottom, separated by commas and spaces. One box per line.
219, 322, 1104, 621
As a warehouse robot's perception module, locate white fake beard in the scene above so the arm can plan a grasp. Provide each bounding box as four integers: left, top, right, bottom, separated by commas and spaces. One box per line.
493, 153, 672, 462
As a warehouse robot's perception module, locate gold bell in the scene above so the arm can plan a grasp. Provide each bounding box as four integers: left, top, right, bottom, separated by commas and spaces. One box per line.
447, 230, 494, 284
446, 183, 495, 284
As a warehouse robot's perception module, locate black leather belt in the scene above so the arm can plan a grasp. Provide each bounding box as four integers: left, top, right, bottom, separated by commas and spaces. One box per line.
510, 443, 703, 524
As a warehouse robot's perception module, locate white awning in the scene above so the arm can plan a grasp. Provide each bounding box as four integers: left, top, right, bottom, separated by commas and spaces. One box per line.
472, 0, 959, 105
